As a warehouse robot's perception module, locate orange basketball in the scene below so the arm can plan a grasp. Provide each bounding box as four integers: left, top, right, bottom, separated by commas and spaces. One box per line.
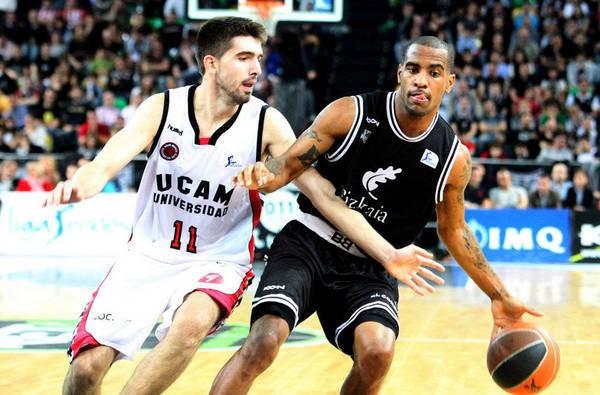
487, 321, 560, 394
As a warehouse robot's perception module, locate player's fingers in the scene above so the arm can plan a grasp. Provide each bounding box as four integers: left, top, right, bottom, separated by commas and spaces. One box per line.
417, 266, 445, 285
62, 181, 73, 203
417, 256, 445, 272
50, 182, 64, 206
242, 165, 255, 187
402, 277, 425, 296
412, 274, 435, 293
255, 162, 269, 186
490, 324, 502, 340
524, 306, 544, 317
411, 245, 434, 258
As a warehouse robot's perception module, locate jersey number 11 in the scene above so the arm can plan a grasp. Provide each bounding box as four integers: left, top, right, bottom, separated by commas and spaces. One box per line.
170, 220, 198, 253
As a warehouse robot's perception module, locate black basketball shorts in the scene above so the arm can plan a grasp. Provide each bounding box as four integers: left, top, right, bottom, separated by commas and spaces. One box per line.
251, 220, 399, 356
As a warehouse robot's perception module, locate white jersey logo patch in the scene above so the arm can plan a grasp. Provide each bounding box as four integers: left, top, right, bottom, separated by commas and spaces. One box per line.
420, 149, 439, 169
362, 166, 402, 200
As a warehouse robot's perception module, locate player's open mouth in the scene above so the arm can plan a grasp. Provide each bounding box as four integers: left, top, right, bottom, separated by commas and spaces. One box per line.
242, 80, 256, 92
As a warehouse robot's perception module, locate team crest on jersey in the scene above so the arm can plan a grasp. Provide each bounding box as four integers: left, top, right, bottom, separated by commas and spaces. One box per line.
160, 142, 179, 161
420, 149, 439, 169
362, 166, 402, 200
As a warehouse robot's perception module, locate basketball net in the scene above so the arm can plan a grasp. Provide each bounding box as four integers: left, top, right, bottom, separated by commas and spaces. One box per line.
242, 0, 285, 36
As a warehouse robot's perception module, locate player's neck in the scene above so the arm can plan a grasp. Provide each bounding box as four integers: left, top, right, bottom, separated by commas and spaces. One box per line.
394, 98, 437, 138
194, 82, 240, 134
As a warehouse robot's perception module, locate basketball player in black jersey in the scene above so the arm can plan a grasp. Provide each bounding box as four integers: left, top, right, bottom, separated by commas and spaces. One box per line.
211, 36, 541, 394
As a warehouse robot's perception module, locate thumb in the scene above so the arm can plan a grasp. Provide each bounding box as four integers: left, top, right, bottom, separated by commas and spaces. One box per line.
411, 244, 433, 258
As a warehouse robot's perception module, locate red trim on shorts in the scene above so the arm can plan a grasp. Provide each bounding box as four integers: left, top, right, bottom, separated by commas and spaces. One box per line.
198, 137, 210, 145
68, 266, 113, 361
199, 269, 255, 318
248, 190, 262, 262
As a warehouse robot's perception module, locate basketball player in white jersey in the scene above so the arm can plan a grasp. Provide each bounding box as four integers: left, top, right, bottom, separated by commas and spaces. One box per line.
45, 18, 441, 395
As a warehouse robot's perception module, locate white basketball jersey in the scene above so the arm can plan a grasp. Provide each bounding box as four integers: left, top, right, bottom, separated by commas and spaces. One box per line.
130, 84, 266, 266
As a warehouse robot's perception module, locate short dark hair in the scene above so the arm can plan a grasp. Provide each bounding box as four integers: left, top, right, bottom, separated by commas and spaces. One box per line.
195, 17, 268, 75
399, 36, 455, 72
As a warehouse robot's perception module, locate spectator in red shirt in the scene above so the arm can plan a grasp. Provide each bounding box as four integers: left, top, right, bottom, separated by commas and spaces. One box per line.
78, 110, 110, 146
15, 161, 53, 192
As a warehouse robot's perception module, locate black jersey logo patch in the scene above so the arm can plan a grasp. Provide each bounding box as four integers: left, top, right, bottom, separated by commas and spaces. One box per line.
362, 166, 402, 200
420, 149, 439, 169
160, 142, 179, 161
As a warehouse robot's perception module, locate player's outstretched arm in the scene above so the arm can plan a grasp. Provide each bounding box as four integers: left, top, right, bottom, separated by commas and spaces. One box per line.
295, 168, 445, 296
436, 145, 542, 332
233, 97, 356, 193
44, 93, 165, 206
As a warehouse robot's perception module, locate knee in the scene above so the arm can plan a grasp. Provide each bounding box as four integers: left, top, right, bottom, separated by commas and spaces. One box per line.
238, 320, 287, 372
354, 331, 395, 375
168, 317, 212, 350
69, 354, 106, 388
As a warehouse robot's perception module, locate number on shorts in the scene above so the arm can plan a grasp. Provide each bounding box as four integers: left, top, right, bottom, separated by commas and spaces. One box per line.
170, 220, 198, 253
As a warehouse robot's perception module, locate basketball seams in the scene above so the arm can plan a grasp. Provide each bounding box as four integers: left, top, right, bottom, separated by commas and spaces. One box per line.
490, 339, 546, 379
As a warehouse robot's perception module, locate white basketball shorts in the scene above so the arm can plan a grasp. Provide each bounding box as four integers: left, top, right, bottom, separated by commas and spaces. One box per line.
68, 250, 253, 361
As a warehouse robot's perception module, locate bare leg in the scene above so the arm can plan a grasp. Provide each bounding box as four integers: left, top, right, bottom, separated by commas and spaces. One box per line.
63, 346, 118, 395
340, 322, 396, 395
120, 291, 221, 395
210, 315, 289, 395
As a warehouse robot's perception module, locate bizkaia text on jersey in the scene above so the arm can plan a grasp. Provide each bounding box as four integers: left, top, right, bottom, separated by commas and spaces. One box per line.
339, 187, 388, 224
153, 174, 234, 217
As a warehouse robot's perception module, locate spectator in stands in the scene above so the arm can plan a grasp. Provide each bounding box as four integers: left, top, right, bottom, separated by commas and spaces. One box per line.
15, 161, 53, 191
62, 86, 90, 132
78, 110, 110, 147
464, 163, 490, 208
477, 99, 507, 153
489, 168, 528, 209
0, 159, 19, 192
537, 133, 573, 162
565, 167, 595, 211
529, 173, 561, 208
95, 91, 120, 127
121, 87, 143, 126
551, 162, 572, 201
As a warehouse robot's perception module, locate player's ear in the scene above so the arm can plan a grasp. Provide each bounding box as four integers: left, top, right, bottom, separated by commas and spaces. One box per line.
396, 64, 403, 84
446, 72, 456, 94
203, 55, 218, 75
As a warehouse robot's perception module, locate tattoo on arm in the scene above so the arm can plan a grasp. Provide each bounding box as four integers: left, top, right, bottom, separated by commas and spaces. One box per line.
265, 157, 284, 175
297, 145, 320, 168
461, 226, 509, 300
300, 128, 322, 143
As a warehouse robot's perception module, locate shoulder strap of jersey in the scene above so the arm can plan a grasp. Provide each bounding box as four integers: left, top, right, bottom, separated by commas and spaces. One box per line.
341, 92, 382, 190
325, 95, 364, 162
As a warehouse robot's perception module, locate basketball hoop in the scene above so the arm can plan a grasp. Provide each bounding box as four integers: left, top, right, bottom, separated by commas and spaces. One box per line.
242, 0, 286, 36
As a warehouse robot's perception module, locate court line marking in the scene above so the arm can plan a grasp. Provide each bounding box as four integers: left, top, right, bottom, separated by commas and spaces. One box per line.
398, 337, 600, 345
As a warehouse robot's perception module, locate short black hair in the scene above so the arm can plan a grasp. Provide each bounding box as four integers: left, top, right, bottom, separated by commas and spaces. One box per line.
399, 36, 455, 72
195, 17, 267, 75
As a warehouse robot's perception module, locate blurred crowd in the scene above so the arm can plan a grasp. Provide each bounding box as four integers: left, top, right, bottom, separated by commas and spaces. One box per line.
1, 0, 600, 211
384, 0, 600, 209
0, 0, 321, 193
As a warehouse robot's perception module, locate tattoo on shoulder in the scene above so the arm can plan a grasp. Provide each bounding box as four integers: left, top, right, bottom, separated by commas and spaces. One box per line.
297, 145, 320, 168
266, 158, 284, 175
300, 128, 322, 143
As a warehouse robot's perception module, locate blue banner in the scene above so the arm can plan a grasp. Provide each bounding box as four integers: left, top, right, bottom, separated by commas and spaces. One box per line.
464, 209, 571, 263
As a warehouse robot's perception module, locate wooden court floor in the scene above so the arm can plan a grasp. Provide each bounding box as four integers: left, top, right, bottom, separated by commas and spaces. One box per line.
0, 262, 599, 394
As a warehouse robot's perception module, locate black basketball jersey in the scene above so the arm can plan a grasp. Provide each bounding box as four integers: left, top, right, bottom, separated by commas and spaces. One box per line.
298, 90, 460, 249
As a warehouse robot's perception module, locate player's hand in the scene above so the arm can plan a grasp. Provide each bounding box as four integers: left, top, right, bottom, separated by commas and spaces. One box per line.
490, 296, 543, 338
43, 180, 82, 206
384, 244, 445, 296
232, 162, 275, 189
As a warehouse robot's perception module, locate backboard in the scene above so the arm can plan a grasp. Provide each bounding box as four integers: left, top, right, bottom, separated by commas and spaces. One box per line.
186, 0, 344, 23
